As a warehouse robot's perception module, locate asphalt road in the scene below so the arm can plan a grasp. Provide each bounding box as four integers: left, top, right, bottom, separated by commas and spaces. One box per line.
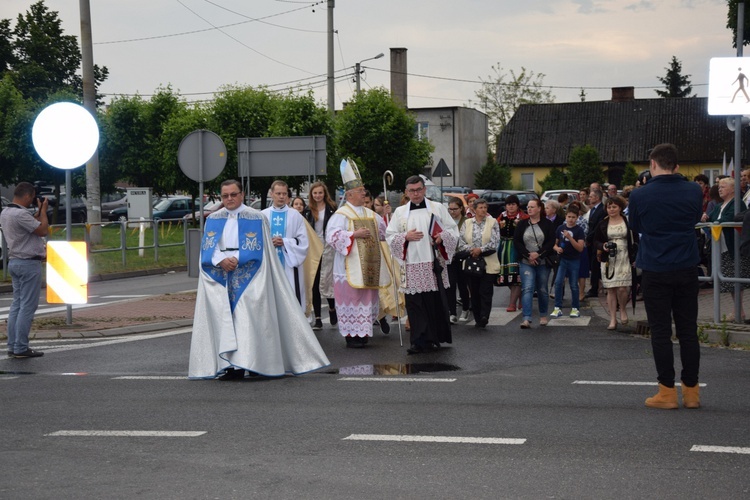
1, 286, 749, 499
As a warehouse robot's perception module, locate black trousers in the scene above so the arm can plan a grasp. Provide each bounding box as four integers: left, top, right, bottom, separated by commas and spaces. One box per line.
447, 260, 471, 316
312, 260, 335, 318
468, 272, 495, 324
405, 290, 452, 347
589, 246, 601, 293
641, 267, 700, 387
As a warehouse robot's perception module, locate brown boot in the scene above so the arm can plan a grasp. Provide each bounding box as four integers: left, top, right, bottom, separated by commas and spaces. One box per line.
681, 383, 701, 409
645, 383, 678, 409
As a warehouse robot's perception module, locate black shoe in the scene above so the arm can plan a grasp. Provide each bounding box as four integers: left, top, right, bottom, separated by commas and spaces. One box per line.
406, 344, 425, 355
312, 318, 323, 331
329, 309, 338, 326
345, 336, 365, 348
12, 349, 43, 358
585, 290, 598, 298
379, 317, 391, 334
218, 368, 245, 380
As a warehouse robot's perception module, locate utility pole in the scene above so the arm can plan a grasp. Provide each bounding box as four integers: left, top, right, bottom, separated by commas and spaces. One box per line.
355, 53, 384, 93
79, 0, 102, 244
327, 0, 335, 114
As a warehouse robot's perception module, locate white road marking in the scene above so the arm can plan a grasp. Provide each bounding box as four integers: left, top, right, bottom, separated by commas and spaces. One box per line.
99, 295, 150, 299
113, 376, 186, 380
0, 376, 19, 380
487, 309, 521, 326
573, 381, 708, 387
545, 317, 592, 326
344, 434, 526, 445
31, 328, 191, 353
45, 430, 205, 437
339, 377, 456, 382
691, 445, 750, 455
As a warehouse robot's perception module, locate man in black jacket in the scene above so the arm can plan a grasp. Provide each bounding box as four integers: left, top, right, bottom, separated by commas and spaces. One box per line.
585, 188, 605, 298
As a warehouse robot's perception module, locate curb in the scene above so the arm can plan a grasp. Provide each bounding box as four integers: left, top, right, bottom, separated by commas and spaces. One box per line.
0, 265, 188, 294
27, 319, 194, 340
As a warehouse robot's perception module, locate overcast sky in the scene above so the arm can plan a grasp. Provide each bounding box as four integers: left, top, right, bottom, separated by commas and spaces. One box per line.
2, 0, 737, 111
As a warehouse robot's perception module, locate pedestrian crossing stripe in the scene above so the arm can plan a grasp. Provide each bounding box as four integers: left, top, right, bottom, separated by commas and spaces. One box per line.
46, 241, 88, 304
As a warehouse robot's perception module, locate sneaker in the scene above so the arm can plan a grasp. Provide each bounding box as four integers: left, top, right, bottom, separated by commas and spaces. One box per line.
12, 349, 44, 358
570, 308, 580, 318
312, 318, 323, 331
550, 307, 563, 318
450, 314, 458, 324
459, 310, 472, 322
329, 309, 338, 326
379, 317, 391, 334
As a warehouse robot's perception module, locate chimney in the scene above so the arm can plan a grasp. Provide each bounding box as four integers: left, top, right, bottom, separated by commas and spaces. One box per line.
611, 86, 635, 102
390, 48, 408, 107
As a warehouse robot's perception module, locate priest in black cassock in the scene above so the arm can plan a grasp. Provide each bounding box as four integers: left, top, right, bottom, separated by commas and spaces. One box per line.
386, 175, 459, 354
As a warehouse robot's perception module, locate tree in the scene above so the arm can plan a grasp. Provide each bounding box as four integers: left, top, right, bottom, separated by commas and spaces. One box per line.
655, 56, 694, 98
474, 152, 511, 190
727, 0, 750, 48
622, 162, 639, 187
566, 145, 604, 189
538, 167, 568, 191
475, 63, 554, 151
334, 87, 433, 195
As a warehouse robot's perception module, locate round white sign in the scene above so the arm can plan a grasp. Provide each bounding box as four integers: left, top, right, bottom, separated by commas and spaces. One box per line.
32, 102, 99, 170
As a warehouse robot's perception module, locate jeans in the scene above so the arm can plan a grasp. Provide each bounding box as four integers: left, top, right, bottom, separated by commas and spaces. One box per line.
554, 257, 580, 309
520, 262, 550, 321
7, 259, 43, 353
641, 267, 700, 387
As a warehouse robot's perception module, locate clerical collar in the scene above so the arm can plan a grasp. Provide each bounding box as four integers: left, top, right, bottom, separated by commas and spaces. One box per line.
226, 204, 246, 216
409, 201, 426, 210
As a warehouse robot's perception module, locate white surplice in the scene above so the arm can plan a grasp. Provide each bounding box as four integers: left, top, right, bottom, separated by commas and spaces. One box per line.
262, 204, 309, 312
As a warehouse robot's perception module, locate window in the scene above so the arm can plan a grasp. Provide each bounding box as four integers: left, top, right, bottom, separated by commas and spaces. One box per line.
415, 121, 429, 140
704, 169, 720, 184
521, 173, 535, 191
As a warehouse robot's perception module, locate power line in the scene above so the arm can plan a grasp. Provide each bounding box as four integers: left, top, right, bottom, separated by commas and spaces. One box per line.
95, 1, 324, 45
202, 0, 326, 33
175, 0, 315, 75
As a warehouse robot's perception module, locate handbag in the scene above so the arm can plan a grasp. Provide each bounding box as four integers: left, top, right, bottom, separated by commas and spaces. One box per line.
464, 256, 486, 276
545, 252, 560, 268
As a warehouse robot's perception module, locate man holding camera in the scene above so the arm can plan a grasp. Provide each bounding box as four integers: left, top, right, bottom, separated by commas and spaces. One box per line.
628, 144, 703, 409
1, 182, 49, 358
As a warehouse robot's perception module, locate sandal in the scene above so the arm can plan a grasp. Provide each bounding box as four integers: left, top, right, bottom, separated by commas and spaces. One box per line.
506, 305, 517, 312
520, 320, 531, 329
540, 317, 548, 326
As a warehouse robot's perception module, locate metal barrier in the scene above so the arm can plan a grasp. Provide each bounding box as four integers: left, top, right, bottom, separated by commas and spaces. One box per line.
698, 221, 750, 324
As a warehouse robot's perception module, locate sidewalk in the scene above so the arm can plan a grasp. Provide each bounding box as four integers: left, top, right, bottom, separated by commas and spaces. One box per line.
3, 275, 750, 346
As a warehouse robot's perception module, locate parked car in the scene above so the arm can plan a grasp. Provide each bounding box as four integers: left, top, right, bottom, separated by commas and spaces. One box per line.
108, 196, 194, 222
184, 200, 223, 221
482, 190, 539, 218
45, 195, 88, 224
441, 186, 473, 195
100, 191, 128, 221
442, 192, 473, 210
540, 189, 580, 203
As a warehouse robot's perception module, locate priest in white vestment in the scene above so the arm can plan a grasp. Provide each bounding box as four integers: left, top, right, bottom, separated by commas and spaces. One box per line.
386, 175, 459, 354
261, 180, 310, 313
326, 159, 391, 347
188, 180, 329, 380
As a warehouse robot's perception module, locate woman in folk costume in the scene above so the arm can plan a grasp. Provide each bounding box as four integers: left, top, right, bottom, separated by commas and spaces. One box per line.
386, 175, 459, 354
326, 159, 391, 348
302, 181, 338, 330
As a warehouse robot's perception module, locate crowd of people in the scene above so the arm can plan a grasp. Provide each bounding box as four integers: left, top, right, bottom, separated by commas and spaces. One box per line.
4, 145, 713, 407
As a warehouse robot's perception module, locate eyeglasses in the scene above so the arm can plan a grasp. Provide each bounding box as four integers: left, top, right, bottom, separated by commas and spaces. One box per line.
221, 192, 241, 200
406, 187, 424, 194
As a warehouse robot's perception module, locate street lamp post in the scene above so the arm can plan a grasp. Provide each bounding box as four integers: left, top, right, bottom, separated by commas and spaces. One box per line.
355, 53, 384, 93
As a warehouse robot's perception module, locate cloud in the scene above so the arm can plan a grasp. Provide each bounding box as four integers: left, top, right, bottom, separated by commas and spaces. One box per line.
624, 1, 656, 11
572, 0, 609, 14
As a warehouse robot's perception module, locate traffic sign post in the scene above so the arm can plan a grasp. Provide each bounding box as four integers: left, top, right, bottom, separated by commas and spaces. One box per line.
432, 158, 453, 196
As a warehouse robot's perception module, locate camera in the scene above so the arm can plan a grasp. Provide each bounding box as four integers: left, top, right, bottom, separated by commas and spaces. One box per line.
605, 241, 617, 258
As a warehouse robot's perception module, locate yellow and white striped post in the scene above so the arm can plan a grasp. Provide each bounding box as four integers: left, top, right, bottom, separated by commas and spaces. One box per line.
46, 241, 88, 304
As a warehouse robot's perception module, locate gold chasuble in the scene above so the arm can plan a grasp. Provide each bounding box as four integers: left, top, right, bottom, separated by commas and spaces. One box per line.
337, 204, 391, 289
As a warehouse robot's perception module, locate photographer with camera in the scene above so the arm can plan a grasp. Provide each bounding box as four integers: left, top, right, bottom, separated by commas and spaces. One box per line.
1, 182, 49, 358
592, 195, 638, 331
